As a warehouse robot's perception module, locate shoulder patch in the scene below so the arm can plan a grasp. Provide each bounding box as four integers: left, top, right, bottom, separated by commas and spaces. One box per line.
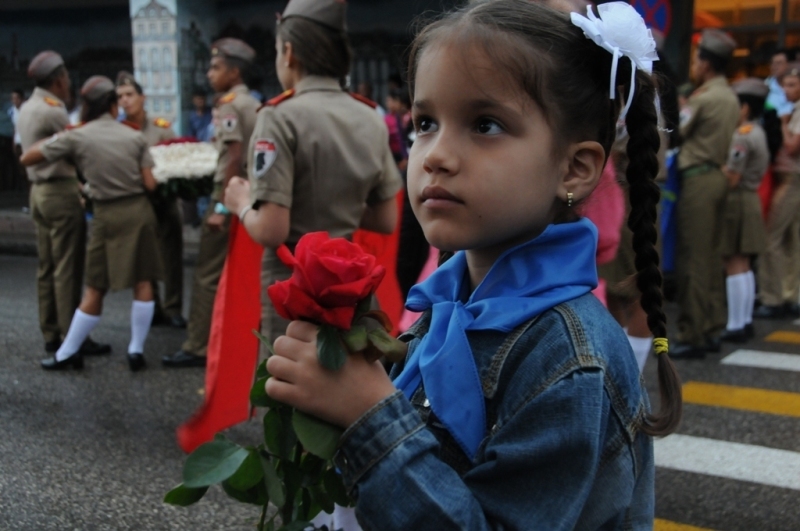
121, 120, 140, 131
65, 122, 84, 131
44, 97, 62, 107
349, 92, 378, 109
153, 117, 171, 128
738, 124, 753, 135
219, 92, 236, 105
260, 89, 295, 111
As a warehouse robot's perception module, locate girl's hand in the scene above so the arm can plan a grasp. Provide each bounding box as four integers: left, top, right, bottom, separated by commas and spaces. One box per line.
223, 176, 250, 216
266, 320, 397, 429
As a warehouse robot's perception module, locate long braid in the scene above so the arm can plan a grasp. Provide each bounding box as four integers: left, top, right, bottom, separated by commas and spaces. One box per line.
624, 70, 682, 436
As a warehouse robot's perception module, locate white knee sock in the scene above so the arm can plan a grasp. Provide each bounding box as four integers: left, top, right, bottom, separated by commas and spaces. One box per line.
745, 271, 755, 325
129, 300, 155, 354
56, 310, 100, 361
627, 335, 653, 373
726, 273, 749, 331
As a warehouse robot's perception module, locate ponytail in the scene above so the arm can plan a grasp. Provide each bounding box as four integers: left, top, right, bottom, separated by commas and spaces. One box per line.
624, 70, 682, 436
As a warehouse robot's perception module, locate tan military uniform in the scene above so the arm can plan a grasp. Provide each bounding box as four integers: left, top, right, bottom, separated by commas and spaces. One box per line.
17, 87, 85, 343
40, 113, 162, 291
248, 76, 402, 346
182, 84, 259, 356
132, 115, 184, 319
760, 101, 800, 307
721, 122, 769, 257
676, 76, 740, 345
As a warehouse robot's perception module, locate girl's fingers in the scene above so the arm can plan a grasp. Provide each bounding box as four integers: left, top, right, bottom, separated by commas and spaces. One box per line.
285, 320, 319, 342
265, 376, 296, 403
266, 352, 298, 382
272, 334, 313, 362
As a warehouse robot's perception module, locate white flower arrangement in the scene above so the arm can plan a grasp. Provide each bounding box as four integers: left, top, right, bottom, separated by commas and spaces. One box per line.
149, 141, 218, 184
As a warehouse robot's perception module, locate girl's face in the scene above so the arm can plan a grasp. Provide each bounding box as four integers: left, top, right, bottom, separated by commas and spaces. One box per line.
408, 43, 565, 266
783, 74, 800, 103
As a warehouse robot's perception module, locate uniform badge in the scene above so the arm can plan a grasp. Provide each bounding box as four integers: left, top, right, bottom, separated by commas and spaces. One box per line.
44, 97, 62, 107
253, 139, 277, 178
731, 145, 746, 160
219, 92, 236, 104
222, 114, 238, 132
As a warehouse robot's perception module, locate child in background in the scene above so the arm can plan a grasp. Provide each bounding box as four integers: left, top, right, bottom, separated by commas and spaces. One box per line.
266, 1, 681, 529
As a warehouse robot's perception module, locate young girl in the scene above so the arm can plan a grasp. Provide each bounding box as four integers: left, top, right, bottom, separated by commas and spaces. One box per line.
21, 76, 161, 372
265, 1, 681, 528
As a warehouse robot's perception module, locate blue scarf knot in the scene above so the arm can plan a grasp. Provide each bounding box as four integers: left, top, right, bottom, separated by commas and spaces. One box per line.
393, 219, 599, 459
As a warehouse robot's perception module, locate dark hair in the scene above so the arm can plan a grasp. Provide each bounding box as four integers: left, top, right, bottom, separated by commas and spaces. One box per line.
37, 65, 67, 89
12, 88, 24, 98
388, 87, 411, 109
762, 108, 783, 163
220, 56, 251, 83
116, 76, 143, 95
738, 94, 765, 121
80, 90, 118, 123
414, 0, 681, 436
773, 48, 794, 61
698, 48, 729, 74
192, 88, 207, 98
277, 17, 352, 81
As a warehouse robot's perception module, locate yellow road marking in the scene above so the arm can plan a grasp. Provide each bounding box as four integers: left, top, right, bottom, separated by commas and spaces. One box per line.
683, 382, 800, 417
765, 331, 800, 344
654, 519, 714, 531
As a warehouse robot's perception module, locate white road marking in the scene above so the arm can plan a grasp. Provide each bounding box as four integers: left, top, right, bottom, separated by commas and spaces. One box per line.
655, 434, 800, 491
721, 349, 800, 373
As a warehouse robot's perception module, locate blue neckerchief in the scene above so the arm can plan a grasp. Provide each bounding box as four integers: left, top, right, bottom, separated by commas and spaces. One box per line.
394, 218, 599, 459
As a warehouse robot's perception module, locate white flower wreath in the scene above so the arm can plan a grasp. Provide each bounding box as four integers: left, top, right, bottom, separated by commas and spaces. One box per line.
570, 1, 659, 118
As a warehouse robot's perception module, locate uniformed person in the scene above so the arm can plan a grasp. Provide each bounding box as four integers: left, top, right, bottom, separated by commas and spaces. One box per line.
116, 73, 186, 329
672, 29, 740, 358
17, 51, 110, 357
163, 38, 260, 368
223, 0, 402, 353
719, 78, 770, 342
756, 63, 800, 319
21, 76, 162, 372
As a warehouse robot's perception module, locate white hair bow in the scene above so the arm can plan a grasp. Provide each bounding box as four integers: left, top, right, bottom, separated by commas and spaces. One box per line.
570, 2, 658, 119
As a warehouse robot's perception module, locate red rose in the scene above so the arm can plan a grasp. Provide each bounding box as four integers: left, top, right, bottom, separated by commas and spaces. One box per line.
267, 232, 386, 330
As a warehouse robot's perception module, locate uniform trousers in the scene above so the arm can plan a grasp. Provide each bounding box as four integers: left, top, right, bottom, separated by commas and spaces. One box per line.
259, 248, 292, 359
676, 168, 728, 345
152, 197, 184, 317
182, 207, 230, 357
29, 178, 86, 343
759, 174, 800, 307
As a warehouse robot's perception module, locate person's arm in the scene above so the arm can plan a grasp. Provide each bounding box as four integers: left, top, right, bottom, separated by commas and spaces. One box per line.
225, 176, 290, 248
207, 140, 243, 231
20, 138, 48, 166
782, 120, 800, 156
22, 129, 74, 166
359, 196, 398, 234
725, 135, 748, 189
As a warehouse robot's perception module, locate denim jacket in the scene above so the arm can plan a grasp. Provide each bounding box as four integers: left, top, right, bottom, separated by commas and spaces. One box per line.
333, 293, 654, 530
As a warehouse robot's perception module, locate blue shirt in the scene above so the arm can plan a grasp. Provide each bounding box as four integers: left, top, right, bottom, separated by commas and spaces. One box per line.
189, 109, 212, 142
766, 77, 794, 118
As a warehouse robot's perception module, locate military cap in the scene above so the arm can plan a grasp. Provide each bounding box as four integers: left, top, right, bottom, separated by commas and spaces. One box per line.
80, 76, 116, 102
116, 70, 135, 85
699, 29, 736, 60
732, 78, 769, 99
210, 38, 256, 65
786, 62, 800, 79
27, 51, 65, 82
280, 0, 347, 32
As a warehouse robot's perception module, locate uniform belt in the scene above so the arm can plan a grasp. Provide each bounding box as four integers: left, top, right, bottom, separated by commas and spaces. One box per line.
680, 163, 719, 179
34, 176, 78, 185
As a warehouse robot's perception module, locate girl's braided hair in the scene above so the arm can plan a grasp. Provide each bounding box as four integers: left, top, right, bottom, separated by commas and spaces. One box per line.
413, 0, 681, 435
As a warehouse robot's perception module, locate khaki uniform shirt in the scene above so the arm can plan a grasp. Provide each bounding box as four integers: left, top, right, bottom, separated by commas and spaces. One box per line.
248, 76, 402, 243
678, 76, 740, 170
726, 122, 769, 191
139, 114, 176, 147
774, 101, 800, 175
214, 84, 259, 197
17, 87, 77, 183
41, 113, 154, 201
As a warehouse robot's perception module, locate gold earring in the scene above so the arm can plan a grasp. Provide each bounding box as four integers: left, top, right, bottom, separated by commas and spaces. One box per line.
567, 191, 574, 208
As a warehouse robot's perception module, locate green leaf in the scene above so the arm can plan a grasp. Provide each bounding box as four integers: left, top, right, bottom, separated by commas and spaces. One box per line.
322, 467, 351, 507
299, 453, 326, 485
251, 376, 278, 408
341, 325, 368, 353
260, 454, 286, 508
182, 439, 250, 488
317, 324, 347, 371
221, 478, 267, 506
256, 359, 270, 379
264, 408, 297, 460
163, 484, 208, 506
292, 410, 343, 460
227, 449, 264, 491
309, 484, 334, 515
252, 329, 276, 356
367, 328, 408, 363
354, 297, 373, 320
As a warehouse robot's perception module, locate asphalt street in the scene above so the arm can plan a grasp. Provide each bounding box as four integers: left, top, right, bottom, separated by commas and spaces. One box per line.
1, 252, 800, 530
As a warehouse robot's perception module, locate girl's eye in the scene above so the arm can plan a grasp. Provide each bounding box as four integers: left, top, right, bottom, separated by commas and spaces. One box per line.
417, 117, 438, 134
476, 118, 504, 135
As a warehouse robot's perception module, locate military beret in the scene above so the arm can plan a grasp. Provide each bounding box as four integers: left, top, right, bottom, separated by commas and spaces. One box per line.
281, 0, 347, 32
732, 78, 769, 99
80, 76, 116, 102
27, 51, 64, 82
699, 29, 736, 60
211, 38, 256, 65
786, 62, 800, 78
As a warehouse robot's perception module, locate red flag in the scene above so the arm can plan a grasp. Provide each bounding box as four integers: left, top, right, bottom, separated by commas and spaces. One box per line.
177, 217, 263, 453
758, 166, 775, 221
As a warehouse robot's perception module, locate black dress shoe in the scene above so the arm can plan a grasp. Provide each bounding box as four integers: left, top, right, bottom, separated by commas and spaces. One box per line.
753, 305, 785, 319
169, 314, 187, 329
669, 343, 706, 359
79, 337, 112, 356
720, 328, 748, 343
745, 323, 755, 339
44, 340, 62, 353
784, 302, 800, 318
128, 353, 146, 372
705, 335, 721, 353
162, 350, 206, 368
151, 312, 173, 327
41, 352, 84, 371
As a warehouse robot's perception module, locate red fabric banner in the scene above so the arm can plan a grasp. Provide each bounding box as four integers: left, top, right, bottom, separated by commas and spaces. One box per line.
758, 166, 775, 221
177, 217, 263, 453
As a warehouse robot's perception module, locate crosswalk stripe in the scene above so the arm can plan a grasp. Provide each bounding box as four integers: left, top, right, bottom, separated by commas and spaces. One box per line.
765, 330, 800, 344
655, 434, 800, 491
683, 381, 800, 417
721, 349, 800, 372
654, 519, 714, 531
